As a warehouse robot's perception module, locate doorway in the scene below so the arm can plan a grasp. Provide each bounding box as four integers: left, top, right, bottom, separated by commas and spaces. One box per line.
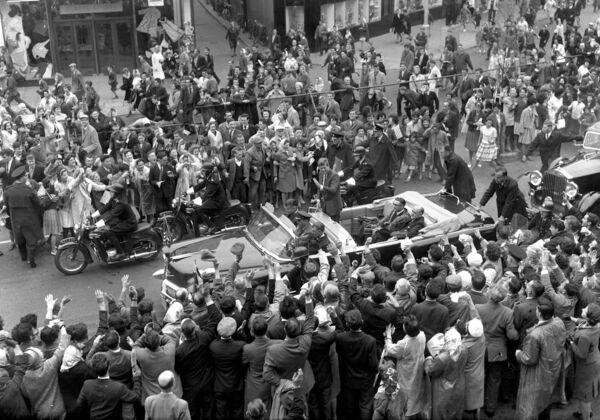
54, 19, 135, 74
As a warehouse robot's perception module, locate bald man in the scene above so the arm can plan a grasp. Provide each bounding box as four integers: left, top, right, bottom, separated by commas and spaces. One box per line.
393, 206, 426, 239
144, 370, 191, 420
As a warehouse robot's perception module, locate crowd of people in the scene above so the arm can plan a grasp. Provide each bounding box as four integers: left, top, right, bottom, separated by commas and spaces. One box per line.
2, 196, 600, 420
1, 0, 600, 418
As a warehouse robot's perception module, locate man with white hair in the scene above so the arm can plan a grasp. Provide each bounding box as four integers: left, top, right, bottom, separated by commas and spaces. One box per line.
144, 370, 191, 420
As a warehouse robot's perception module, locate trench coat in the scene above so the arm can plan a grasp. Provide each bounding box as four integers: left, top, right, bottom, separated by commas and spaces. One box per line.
515, 317, 566, 420
462, 334, 486, 411
385, 331, 430, 417
4, 181, 43, 246
424, 349, 467, 420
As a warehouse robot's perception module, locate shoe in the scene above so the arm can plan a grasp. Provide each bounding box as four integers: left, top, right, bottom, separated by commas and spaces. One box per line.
29, 261, 36, 268
109, 253, 126, 261
521, 155, 526, 162
50, 249, 56, 256
405, 176, 411, 183
9, 243, 15, 251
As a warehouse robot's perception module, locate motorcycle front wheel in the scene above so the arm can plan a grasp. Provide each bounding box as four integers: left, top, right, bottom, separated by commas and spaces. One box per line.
55, 244, 88, 275
157, 217, 185, 243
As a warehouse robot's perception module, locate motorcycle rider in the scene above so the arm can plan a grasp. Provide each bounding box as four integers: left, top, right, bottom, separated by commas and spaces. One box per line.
187, 163, 230, 230
92, 183, 138, 261
340, 146, 376, 206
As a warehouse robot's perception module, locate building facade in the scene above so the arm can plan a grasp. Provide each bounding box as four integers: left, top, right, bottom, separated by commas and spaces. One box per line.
246, 0, 444, 50
0, 0, 193, 78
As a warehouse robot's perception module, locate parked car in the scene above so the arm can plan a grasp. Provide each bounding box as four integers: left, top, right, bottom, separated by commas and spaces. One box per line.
155, 191, 497, 304
526, 122, 600, 216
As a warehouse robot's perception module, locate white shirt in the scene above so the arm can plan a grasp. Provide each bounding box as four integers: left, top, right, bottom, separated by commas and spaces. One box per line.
547, 95, 563, 123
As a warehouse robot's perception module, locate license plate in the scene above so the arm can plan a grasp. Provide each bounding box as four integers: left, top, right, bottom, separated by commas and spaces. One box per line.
59, 238, 74, 246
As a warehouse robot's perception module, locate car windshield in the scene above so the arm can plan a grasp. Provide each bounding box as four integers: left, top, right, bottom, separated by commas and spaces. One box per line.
584, 130, 600, 150
247, 208, 295, 259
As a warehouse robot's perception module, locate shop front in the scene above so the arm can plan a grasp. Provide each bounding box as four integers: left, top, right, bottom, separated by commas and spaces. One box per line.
0, 0, 195, 79
246, 0, 443, 51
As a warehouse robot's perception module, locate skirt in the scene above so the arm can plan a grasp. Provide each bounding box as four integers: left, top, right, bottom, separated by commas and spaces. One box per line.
475, 142, 498, 161
43, 209, 61, 236
57, 209, 74, 229
465, 131, 480, 152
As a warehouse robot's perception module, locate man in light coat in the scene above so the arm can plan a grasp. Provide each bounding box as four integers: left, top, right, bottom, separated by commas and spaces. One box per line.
79, 114, 102, 160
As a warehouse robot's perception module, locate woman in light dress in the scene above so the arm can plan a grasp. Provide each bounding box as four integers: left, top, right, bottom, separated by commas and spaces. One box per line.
473, 117, 498, 169
151, 45, 165, 80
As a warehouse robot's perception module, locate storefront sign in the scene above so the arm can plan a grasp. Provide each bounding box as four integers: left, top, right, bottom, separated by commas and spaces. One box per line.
148, 0, 165, 6
60, 1, 123, 15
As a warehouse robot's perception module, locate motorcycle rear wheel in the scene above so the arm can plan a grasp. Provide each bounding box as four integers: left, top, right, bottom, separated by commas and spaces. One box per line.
55, 244, 88, 275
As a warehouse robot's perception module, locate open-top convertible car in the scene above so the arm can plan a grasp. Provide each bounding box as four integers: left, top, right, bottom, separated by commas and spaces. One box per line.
155, 191, 496, 303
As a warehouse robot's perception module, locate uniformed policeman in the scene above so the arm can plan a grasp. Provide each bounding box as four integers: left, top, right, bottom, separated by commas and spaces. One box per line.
92, 183, 138, 261
340, 146, 377, 206
4, 165, 43, 267
187, 163, 230, 229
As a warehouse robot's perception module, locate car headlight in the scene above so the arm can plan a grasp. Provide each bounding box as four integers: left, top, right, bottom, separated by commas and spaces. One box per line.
565, 182, 578, 199
529, 171, 543, 187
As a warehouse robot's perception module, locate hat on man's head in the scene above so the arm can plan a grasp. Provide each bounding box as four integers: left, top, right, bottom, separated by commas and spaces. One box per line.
507, 244, 527, 261
330, 129, 344, 137
539, 196, 554, 212
250, 136, 264, 145
353, 146, 367, 156
69, 63, 77, 68
217, 317, 237, 338
10, 165, 26, 180
467, 318, 484, 338
317, 121, 328, 128
445, 274, 462, 288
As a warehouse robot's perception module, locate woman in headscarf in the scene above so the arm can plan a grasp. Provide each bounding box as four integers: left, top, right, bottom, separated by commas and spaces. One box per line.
569, 303, 600, 420
424, 327, 467, 420
461, 318, 486, 420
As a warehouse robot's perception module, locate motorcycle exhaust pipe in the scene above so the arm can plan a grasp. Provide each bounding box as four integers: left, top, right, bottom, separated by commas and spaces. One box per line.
131, 251, 158, 260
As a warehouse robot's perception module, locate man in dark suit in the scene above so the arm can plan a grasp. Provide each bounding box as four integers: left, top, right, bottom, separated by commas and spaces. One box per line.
442, 146, 476, 203
95, 155, 115, 185
269, 29, 281, 53
0, 148, 24, 187
479, 166, 528, 224
341, 146, 376, 206
25, 154, 45, 183
237, 113, 256, 142
218, 111, 237, 145
394, 206, 426, 239
149, 152, 177, 215
264, 295, 315, 411
373, 196, 412, 242
175, 318, 215, 420
75, 353, 141, 418
525, 120, 580, 172
4, 166, 43, 266
209, 317, 245, 420
226, 148, 248, 203
335, 309, 379, 420
179, 77, 199, 125
313, 158, 342, 221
